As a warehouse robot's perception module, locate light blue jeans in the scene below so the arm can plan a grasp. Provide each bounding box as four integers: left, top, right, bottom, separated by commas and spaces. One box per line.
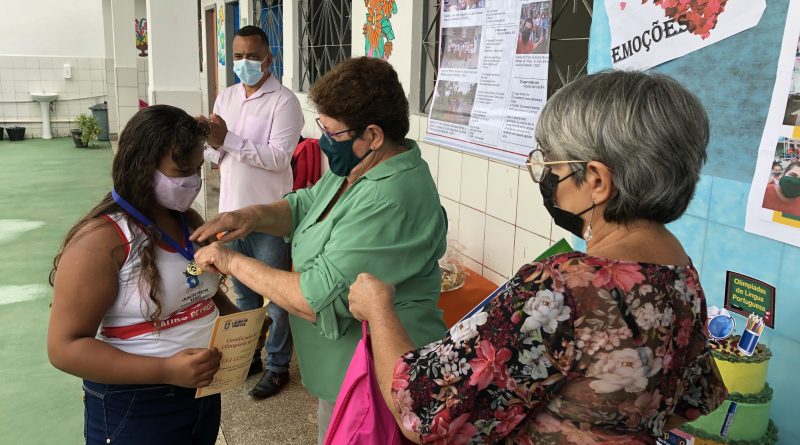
228, 232, 292, 373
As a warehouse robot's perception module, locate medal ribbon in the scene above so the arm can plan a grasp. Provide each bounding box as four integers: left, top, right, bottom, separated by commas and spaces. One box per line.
111, 189, 195, 262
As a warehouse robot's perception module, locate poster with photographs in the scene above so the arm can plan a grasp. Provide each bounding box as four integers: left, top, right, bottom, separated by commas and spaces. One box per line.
745, 0, 800, 247
425, 0, 552, 165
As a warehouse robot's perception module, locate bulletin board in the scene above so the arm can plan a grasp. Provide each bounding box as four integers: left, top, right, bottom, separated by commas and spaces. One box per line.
589, 0, 790, 182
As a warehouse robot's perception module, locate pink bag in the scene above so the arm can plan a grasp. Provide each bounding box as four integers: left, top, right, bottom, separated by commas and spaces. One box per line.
324, 321, 410, 445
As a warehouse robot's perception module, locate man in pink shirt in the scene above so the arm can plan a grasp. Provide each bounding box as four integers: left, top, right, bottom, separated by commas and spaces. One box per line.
202, 26, 304, 399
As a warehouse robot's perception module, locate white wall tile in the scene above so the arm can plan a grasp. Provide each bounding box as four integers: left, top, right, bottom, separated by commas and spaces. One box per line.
437, 148, 462, 201
92, 81, 105, 95
13, 68, 26, 81
0, 68, 13, 81
14, 80, 27, 92
483, 216, 515, 277
482, 267, 508, 286
26, 68, 40, 81
77, 58, 93, 71
66, 80, 79, 95
15, 92, 28, 101
550, 226, 575, 246
115, 68, 138, 87
118, 86, 138, 106
419, 142, 439, 185
28, 80, 41, 92
407, 114, 420, 141
12, 57, 27, 69
91, 58, 104, 70
25, 57, 39, 69
460, 154, 488, 211
458, 204, 486, 263
40, 69, 54, 81
516, 167, 552, 238
418, 115, 428, 137
461, 255, 482, 275
29, 102, 42, 119
79, 80, 92, 95
0, 56, 11, 67
486, 161, 519, 224
15, 103, 29, 119
78, 69, 91, 82
52, 68, 64, 81
118, 106, 138, 127
513, 228, 551, 274
90, 70, 104, 81
39, 58, 53, 69
1, 80, 14, 93
440, 196, 460, 240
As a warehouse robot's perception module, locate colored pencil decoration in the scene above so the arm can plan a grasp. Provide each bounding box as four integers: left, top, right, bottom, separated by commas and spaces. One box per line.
720, 402, 738, 437
737, 314, 763, 356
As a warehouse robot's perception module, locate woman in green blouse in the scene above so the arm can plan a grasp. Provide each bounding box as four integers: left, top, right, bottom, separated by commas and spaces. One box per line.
191, 57, 448, 443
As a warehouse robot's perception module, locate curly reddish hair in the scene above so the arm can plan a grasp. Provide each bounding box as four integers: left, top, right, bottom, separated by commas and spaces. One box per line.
309, 57, 410, 143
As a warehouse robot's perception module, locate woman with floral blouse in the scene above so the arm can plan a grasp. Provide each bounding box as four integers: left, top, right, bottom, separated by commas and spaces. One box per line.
348, 71, 727, 444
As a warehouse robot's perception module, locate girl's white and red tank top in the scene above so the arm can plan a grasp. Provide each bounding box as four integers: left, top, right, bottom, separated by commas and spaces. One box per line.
96, 212, 220, 358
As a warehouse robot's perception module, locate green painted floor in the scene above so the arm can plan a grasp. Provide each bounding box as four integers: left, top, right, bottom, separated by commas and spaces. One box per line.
0, 137, 112, 445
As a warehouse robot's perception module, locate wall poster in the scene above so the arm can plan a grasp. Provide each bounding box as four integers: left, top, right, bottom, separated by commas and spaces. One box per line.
745, 0, 800, 248
605, 0, 765, 71
424, 0, 552, 165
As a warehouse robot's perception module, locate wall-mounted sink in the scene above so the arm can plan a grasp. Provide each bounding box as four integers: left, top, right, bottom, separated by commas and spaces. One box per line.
31, 93, 59, 103
30, 92, 58, 139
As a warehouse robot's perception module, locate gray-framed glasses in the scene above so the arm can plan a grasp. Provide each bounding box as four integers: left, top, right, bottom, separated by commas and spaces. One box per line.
526, 148, 588, 183
315, 118, 355, 145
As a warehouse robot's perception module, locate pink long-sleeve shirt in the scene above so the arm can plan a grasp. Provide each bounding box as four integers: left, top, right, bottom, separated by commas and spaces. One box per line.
204, 74, 304, 213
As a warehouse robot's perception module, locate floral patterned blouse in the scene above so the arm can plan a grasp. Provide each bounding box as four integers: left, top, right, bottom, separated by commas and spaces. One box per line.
392, 252, 727, 444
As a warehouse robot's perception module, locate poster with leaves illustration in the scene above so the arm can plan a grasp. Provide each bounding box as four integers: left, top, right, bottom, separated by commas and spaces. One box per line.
605, 0, 765, 70
364, 0, 397, 60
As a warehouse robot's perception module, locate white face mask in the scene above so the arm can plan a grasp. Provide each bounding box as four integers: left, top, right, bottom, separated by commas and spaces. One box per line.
233, 55, 269, 86
153, 170, 201, 212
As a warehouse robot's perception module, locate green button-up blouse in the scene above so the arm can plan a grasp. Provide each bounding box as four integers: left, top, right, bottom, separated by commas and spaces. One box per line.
283, 139, 448, 401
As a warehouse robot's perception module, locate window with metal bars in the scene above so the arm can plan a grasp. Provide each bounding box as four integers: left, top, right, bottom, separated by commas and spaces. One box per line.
297, 0, 353, 92
547, 0, 592, 97
252, 0, 285, 82
420, 0, 440, 113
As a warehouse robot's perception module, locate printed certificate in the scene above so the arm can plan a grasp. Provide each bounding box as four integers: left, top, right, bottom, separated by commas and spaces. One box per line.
196, 307, 267, 398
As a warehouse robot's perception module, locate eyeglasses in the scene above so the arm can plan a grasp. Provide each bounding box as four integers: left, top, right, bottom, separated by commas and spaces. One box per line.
315, 118, 356, 145
526, 148, 588, 183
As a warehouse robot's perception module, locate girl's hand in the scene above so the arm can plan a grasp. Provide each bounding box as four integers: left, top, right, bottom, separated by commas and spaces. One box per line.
163, 348, 222, 388
348, 273, 396, 322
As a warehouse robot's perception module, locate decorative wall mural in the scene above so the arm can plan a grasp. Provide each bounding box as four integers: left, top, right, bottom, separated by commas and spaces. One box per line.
135, 18, 148, 57
217, 6, 226, 66
363, 0, 397, 60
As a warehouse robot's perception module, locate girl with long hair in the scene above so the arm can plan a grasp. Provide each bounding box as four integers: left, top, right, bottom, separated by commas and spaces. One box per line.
47, 104, 240, 445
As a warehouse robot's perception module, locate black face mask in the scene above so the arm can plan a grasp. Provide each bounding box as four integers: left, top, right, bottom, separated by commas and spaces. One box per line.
539, 170, 595, 239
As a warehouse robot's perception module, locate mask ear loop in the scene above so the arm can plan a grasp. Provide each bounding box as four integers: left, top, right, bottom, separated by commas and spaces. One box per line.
583, 201, 595, 241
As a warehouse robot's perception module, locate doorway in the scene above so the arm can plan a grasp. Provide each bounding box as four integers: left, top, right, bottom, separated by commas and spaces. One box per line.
205, 6, 218, 111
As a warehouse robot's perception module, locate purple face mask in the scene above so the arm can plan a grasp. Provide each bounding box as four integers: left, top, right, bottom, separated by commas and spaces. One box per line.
153, 170, 202, 212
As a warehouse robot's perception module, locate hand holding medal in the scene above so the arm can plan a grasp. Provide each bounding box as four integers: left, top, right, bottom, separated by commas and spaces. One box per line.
194, 242, 240, 276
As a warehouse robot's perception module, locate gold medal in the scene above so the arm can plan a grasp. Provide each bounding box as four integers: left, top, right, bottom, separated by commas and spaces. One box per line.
186, 260, 202, 276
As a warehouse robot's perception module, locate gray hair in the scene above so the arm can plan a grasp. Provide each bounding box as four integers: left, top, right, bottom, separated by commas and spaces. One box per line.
535, 70, 709, 224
